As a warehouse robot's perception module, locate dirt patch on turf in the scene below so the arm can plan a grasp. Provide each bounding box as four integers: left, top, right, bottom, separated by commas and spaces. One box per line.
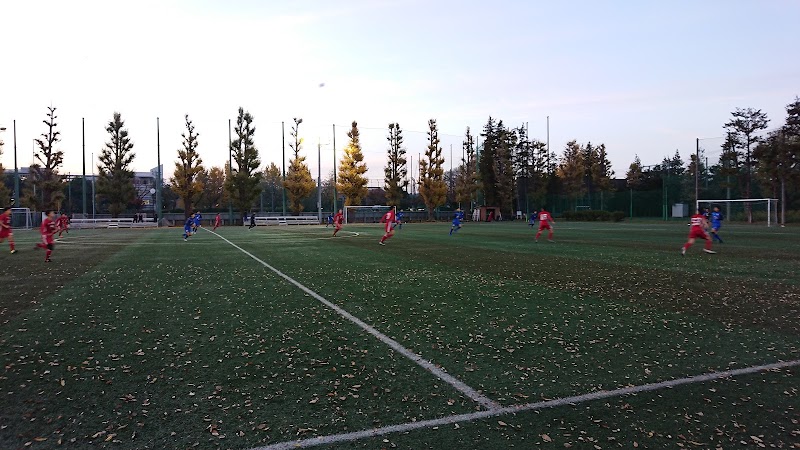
0, 232, 143, 325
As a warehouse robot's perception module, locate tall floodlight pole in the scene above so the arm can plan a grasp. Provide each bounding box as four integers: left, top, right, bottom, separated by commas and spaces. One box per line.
317, 141, 322, 223
281, 121, 286, 215
695, 137, 700, 208
13, 121, 19, 207
156, 118, 162, 225
228, 119, 234, 224
82, 118, 87, 216
332, 124, 337, 213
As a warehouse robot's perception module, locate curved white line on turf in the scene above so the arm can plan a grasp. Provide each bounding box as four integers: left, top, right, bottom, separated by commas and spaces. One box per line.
203, 227, 500, 411
315, 231, 360, 240
252, 359, 800, 450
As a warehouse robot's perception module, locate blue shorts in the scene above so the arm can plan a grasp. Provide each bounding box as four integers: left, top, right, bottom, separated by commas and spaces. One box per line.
452, 220, 461, 226
711, 222, 721, 230
184, 227, 192, 234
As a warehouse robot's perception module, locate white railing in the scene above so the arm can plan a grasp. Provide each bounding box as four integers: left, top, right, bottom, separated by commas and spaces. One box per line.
243, 216, 321, 226
70, 218, 158, 229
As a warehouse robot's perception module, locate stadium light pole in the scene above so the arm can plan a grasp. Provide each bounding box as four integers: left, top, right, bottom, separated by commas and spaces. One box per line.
82, 118, 87, 216
156, 118, 162, 225
317, 140, 322, 224
332, 123, 337, 213
229, 119, 234, 224
281, 121, 286, 215
13, 121, 19, 207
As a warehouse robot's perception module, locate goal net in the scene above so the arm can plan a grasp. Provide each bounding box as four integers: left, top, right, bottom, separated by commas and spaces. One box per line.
696, 198, 778, 227
11, 207, 34, 229
343, 205, 396, 224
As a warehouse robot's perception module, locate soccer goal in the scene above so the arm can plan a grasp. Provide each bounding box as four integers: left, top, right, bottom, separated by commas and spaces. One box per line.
11, 207, 34, 229
696, 198, 778, 227
343, 205, 395, 224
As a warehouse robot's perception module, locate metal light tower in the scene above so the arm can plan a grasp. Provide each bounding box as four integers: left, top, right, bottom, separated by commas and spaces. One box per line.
13, 121, 20, 207
156, 118, 162, 225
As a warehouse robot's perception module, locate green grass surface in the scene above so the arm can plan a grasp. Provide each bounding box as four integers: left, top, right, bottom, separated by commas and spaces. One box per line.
1, 221, 798, 449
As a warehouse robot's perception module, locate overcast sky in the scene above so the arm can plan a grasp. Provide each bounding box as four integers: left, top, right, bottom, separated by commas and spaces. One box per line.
1, 0, 797, 184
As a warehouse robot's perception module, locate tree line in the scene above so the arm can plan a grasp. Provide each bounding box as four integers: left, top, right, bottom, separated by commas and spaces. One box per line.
3, 97, 798, 222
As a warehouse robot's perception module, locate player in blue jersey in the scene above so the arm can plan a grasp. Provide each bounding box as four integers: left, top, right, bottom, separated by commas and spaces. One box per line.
393, 211, 404, 230
449, 209, 464, 235
709, 206, 724, 243
326, 213, 333, 227
183, 216, 194, 241
529, 209, 538, 227
192, 212, 202, 232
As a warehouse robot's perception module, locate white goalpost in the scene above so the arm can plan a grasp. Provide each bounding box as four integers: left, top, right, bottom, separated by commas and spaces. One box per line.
696, 198, 779, 227
11, 207, 34, 229
343, 205, 395, 224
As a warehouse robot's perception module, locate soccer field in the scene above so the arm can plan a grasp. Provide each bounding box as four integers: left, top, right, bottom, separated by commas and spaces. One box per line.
1, 221, 798, 449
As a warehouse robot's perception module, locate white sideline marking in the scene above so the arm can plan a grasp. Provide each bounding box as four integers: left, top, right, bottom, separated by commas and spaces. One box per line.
204, 228, 500, 410
253, 359, 800, 450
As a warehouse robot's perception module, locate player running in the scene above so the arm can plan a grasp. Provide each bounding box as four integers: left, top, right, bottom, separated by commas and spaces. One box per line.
0, 207, 16, 254
332, 209, 344, 237
534, 208, 555, 242
57, 212, 70, 237
213, 213, 222, 231
682, 208, 716, 255
34, 210, 57, 262
326, 213, 333, 228
192, 212, 202, 232
248, 212, 257, 230
394, 211, 404, 230
449, 209, 464, 235
709, 206, 724, 243
378, 208, 396, 246
183, 215, 194, 241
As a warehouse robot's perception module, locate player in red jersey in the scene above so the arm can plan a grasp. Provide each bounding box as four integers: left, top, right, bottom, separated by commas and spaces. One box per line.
213, 213, 222, 231
57, 212, 70, 237
35, 210, 57, 262
0, 207, 16, 254
332, 209, 344, 237
682, 208, 716, 255
378, 208, 396, 246
534, 208, 555, 242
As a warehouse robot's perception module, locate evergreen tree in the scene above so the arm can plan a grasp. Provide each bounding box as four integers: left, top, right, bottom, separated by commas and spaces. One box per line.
478, 117, 499, 206
283, 118, 315, 214
717, 132, 742, 202
455, 127, 479, 209
26, 107, 65, 210
494, 122, 515, 215
724, 107, 770, 222
97, 112, 136, 217
262, 163, 283, 212
171, 114, 204, 218
384, 122, 407, 207
590, 143, 614, 208
338, 121, 369, 206
418, 119, 447, 220
626, 155, 643, 189
224, 107, 262, 214
529, 139, 550, 208
557, 140, 585, 200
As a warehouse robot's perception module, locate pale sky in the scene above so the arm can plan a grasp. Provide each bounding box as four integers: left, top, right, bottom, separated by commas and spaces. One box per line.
1, 0, 798, 184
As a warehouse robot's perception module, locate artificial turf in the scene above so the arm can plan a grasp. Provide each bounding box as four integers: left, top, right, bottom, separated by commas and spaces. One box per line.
1, 221, 798, 449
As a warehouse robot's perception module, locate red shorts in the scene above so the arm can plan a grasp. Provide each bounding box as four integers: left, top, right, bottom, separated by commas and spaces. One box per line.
385, 222, 393, 233
0, 229, 10, 239
688, 228, 708, 240
538, 222, 551, 231
335, 223, 342, 231
42, 235, 54, 245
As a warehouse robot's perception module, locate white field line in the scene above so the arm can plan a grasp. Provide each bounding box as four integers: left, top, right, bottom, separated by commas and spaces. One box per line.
203, 228, 501, 411
253, 359, 800, 450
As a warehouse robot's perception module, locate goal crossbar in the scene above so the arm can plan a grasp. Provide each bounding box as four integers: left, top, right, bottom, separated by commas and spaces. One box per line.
697, 198, 778, 227
343, 205, 396, 224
